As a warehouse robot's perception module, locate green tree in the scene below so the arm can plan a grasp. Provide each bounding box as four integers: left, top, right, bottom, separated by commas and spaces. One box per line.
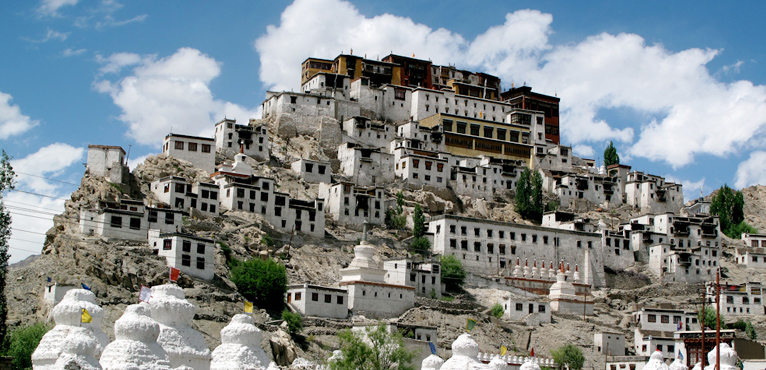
0, 152, 14, 350
230, 258, 287, 314
603, 141, 619, 167
551, 344, 585, 370
515, 168, 544, 221
396, 191, 405, 215
746, 321, 757, 340
491, 303, 504, 318
699, 306, 723, 330
410, 237, 431, 256
2, 322, 50, 369
440, 255, 466, 292
711, 185, 754, 238
328, 324, 415, 370
412, 204, 426, 238
384, 208, 406, 230
281, 310, 303, 337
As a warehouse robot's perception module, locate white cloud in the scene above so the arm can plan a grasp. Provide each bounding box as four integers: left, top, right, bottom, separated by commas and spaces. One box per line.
95, 48, 260, 145
11, 143, 84, 193
666, 175, 706, 202
73, 0, 147, 29
62, 48, 86, 57
720, 60, 744, 75
0, 91, 39, 139
94, 14, 147, 29
734, 151, 766, 189
127, 153, 149, 170
6, 143, 84, 264
23, 28, 70, 43
572, 145, 594, 158
37, 0, 78, 17
256, 0, 766, 169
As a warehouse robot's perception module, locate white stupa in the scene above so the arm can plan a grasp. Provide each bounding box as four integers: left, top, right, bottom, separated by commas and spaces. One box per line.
422, 354, 445, 370
210, 314, 271, 370
488, 355, 509, 370
231, 153, 254, 176
339, 223, 385, 283
53, 327, 103, 370
704, 343, 739, 370
643, 351, 669, 370
99, 303, 172, 370
32, 289, 109, 369
669, 357, 688, 370
149, 284, 211, 370
440, 333, 483, 370
519, 358, 540, 370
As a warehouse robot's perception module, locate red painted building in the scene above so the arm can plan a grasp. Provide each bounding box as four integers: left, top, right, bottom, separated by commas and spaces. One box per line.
502, 86, 561, 144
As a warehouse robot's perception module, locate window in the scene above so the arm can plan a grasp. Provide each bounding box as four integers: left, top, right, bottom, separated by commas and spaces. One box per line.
325, 294, 332, 303
163, 239, 172, 250
201, 144, 211, 153
661, 315, 669, 323
129, 217, 140, 230
497, 129, 506, 141
474, 242, 481, 252
197, 243, 205, 254
483, 126, 493, 138
109, 215, 122, 228
175, 141, 184, 150
165, 212, 175, 225
196, 257, 205, 269
538, 305, 546, 313
182, 241, 191, 252
470, 124, 480, 136
515, 303, 523, 311
182, 254, 191, 266
648, 314, 656, 323
474, 228, 480, 237
188, 142, 198, 151
312, 293, 319, 301
337, 295, 344, 304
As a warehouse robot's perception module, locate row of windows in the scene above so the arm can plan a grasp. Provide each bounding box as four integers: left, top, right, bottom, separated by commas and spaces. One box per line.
180, 254, 205, 270
170, 141, 212, 153
446, 225, 594, 248
304, 163, 327, 175
343, 208, 381, 219
514, 302, 546, 313
287, 291, 344, 305
724, 295, 761, 304
443, 119, 529, 144
162, 239, 207, 254
449, 239, 517, 255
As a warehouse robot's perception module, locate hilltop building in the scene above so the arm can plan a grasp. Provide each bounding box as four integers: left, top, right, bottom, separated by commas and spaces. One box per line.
86, 145, 129, 184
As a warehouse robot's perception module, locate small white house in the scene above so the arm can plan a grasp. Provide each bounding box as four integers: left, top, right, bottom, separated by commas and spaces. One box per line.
707, 282, 765, 316
383, 258, 441, 298
148, 230, 215, 281
319, 182, 387, 229
291, 159, 332, 184
214, 118, 270, 161
595, 332, 626, 356
742, 233, 766, 249
86, 145, 128, 184
80, 200, 184, 242
162, 133, 216, 175
43, 283, 77, 307
286, 284, 348, 319
735, 248, 766, 269
504, 296, 551, 326
150, 176, 219, 217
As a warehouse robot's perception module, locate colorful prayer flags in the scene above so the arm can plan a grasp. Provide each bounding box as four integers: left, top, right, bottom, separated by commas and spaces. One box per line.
244, 300, 253, 314
138, 285, 152, 303
678, 351, 684, 361
169, 267, 180, 282
81, 308, 92, 323
500, 345, 508, 356
81, 283, 91, 291
466, 318, 477, 332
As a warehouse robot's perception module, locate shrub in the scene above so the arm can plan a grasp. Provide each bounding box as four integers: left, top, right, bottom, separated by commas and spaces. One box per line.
281, 310, 303, 337
551, 344, 585, 370
440, 255, 466, 292
412, 204, 426, 238
491, 303, 504, 318
230, 258, 287, 314
329, 324, 415, 370
410, 237, 431, 255
2, 322, 51, 369
261, 234, 275, 247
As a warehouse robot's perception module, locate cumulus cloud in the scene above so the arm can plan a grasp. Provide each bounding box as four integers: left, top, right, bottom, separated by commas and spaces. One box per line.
6, 143, 84, 264
37, 0, 78, 17
0, 92, 40, 139
23, 28, 69, 43
572, 145, 595, 158
256, 0, 766, 169
62, 48, 86, 57
734, 151, 766, 189
665, 175, 706, 202
95, 48, 260, 145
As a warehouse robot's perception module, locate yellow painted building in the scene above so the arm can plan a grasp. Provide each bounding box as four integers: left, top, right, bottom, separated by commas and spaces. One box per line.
302, 55, 402, 88
419, 113, 533, 164
301, 58, 334, 85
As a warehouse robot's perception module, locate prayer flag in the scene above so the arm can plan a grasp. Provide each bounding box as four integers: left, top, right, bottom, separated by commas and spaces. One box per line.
530, 348, 535, 357
81, 308, 92, 323
429, 342, 437, 354
46, 277, 51, 283
169, 267, 180, 282
138, 285, 152, 303
678, 351, 684, 361
244, 300, 253, 313
81, 283, 91, 291
500, 345, 508, 356
466, 318, 477, 332
677, 320, 683, 331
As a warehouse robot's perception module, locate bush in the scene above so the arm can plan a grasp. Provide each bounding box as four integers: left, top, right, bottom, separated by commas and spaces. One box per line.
699, 306, 723, 330
329, 324, 415, 370
746, 321, 757, 340
410, 237, 431, 256
711, 185, 756, 238
551, 344, 585, 370
230, 258, 287, 314
281, 310, 303, 337
385, 208, 406, 230
412, 204, 426, 238
2, 322, 51, 369
440, 255, 466, 292
491, 304, 504, 318
261, 234, 275, 247
515, 168, 544, 221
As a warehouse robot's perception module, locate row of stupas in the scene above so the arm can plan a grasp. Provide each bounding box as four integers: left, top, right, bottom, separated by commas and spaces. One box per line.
31, 285, 275, 370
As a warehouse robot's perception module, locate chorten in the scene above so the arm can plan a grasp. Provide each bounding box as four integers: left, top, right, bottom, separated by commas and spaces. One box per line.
53, 327, 102, 370
643, 351, 669, 370
99, 303, 172, 370
340, 222, 385, 283
210, 314, 271, 370
422, 354, 445, 370
149, 284, 211, 369
440, 333, 482, 370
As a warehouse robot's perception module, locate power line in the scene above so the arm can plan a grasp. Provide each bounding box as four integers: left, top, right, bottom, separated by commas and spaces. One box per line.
9, 189, 71, 201
15, 172, 80, 187
12, 228, 48, 236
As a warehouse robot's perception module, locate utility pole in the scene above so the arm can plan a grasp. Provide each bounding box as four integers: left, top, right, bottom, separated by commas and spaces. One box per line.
701, 287, 706, 368
716, 268, 721, 370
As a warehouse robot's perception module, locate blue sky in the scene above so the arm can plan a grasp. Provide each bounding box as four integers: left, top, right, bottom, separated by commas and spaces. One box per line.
2, 0, 766, 263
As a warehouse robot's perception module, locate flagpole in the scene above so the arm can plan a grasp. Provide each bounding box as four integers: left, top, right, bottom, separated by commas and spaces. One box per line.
716, 268, 720, 370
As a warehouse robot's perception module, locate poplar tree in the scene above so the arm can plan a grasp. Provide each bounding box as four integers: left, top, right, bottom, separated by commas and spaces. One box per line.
0, 151, 15, 349
603, 141, 620, 166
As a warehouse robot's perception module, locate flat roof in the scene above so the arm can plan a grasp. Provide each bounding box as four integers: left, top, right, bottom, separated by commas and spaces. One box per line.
88, 144, 125, 153
164, 133, 214, 142
430, 214, 601, 238
156, 232, 214, 243
288, 284, 347, 293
